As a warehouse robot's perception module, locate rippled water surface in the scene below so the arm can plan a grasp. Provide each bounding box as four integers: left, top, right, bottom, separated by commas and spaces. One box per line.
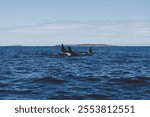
0, 46, 150, 99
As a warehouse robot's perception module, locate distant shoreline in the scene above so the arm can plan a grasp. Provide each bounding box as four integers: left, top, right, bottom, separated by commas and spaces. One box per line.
56, 44, 112, 47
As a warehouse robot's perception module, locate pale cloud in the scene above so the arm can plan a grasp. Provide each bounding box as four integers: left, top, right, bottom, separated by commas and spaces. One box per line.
0, 21, 87, 33
0, 21, 150, 45
1, 21, 150, 34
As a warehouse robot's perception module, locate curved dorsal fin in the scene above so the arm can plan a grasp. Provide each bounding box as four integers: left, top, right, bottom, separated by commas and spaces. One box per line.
68, 46, 73, 53
88, 47, 93, 53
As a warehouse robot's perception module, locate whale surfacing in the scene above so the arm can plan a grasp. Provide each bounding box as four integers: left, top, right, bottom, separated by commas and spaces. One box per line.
60, 44, 93, 57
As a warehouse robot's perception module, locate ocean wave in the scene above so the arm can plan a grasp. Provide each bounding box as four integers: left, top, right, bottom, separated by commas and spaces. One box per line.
33, 76, 66, 84
0, 89, 32, 95
109, 77, 150, 86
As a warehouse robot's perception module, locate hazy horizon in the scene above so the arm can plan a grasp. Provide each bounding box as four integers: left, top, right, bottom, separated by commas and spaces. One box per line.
0, 0, 150, 46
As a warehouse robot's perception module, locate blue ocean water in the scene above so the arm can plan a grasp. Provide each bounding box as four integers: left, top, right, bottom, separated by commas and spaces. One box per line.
0, 46, 150, 100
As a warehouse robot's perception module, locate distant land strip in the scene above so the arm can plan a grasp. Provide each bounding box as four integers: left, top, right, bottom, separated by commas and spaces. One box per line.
56, 44, 112, 46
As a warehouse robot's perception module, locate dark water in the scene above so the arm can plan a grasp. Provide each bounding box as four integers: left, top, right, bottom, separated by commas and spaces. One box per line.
0, 46, 150, 100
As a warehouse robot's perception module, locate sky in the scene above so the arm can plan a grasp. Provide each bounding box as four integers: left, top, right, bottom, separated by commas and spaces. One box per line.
0, 0, 150, 46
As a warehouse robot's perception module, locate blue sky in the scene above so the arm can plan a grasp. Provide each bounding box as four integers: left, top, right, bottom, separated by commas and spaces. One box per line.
0, 0, 150, 46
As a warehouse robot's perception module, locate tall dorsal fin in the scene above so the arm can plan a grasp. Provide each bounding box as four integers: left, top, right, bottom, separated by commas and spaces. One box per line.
61, 44, 66, 52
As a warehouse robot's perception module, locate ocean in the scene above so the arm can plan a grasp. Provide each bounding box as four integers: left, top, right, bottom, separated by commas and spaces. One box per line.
0, 46, 150, 99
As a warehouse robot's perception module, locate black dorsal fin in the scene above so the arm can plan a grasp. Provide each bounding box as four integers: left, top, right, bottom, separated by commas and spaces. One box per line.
61, 44, 66, 52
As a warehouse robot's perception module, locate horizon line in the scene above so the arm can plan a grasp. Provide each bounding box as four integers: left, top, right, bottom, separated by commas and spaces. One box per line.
0, 44, 150, 47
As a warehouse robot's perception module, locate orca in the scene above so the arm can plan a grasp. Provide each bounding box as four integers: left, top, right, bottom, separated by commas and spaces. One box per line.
60, 44, 93, 57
